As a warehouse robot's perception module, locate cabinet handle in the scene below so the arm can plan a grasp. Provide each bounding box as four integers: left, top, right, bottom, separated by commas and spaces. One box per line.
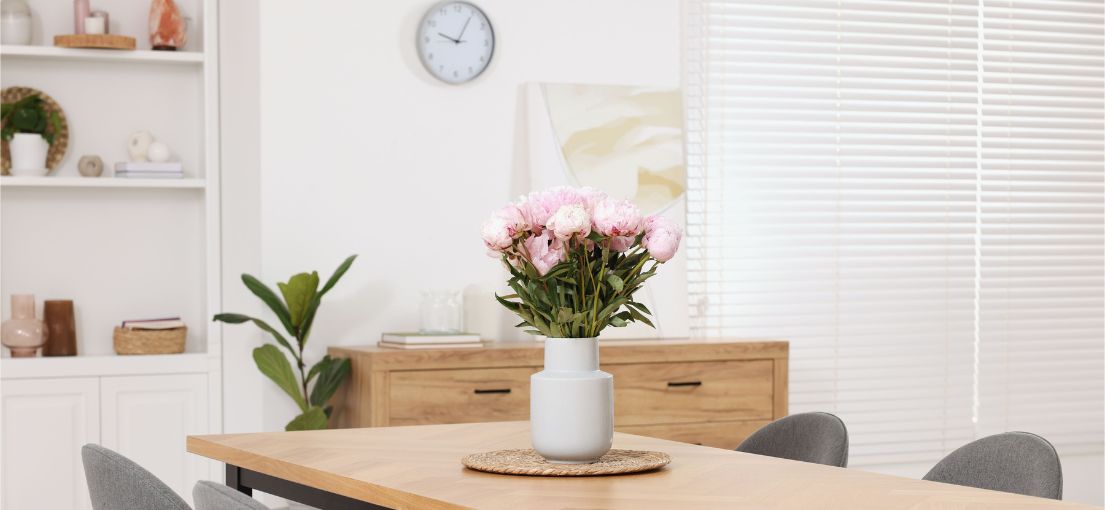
667, 381, 702, 388
474, 388, 512, 395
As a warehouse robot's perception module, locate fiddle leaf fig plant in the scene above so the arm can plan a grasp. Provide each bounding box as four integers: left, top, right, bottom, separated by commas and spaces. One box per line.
1, 94, 63, 145
214, 254, 357, 431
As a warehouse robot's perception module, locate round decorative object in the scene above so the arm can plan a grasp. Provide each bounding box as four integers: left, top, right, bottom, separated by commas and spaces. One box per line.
1, 87, 69, 176
147, 141, 170, 162
416, 1, 494, 84
128, 130, 153, 161
462, 449, 670, 477
78, 155, 104, 177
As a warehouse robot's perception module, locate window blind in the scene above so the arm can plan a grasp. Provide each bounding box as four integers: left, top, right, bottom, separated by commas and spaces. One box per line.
685, 0, 1103, 467
976, 0, 1104, 456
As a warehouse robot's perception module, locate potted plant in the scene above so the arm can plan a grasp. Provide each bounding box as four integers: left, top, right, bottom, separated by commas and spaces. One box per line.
214, 255, 357, 431
481, 187, 682, 463
1, 94, 62, 176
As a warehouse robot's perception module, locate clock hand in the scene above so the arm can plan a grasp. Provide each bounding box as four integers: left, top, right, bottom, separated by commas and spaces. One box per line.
454, 16, 471, 44
437, 32, 460, 43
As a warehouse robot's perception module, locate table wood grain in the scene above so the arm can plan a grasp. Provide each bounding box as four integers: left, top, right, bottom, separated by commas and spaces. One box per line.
187, 421, 1095, 510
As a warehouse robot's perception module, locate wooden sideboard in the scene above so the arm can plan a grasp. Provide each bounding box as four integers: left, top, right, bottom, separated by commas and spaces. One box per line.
328, 339, 788, 449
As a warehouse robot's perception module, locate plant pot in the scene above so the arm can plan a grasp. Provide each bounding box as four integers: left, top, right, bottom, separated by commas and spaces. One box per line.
9, 133, 50, 176
530, 337, 613, 464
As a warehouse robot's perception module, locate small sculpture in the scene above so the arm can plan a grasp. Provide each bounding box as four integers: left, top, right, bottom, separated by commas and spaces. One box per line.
128, 131, 153, 161
147, 141, 170, 162
1, 294, 48, 357
149, 0, 186, 51
78, 155, 104, 177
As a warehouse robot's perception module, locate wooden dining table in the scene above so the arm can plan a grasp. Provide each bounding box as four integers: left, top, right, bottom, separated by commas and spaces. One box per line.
187, 421, 1096, 510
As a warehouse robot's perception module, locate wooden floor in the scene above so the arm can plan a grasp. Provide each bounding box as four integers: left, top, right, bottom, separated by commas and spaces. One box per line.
188, 421, 1096, 510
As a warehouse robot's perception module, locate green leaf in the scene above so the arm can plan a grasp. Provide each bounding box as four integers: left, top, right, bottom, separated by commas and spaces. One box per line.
627, 301, 652, 315
278, 271, 319, 329
309, 356, 350, 408
627, 306, 655, 328
610, 316, 627, 327
318, 254, 357, 296
254, 344, 307, 411
299, 255, 357, 345
242, 274, 296, 337
285, 406, 328, 431
606, 274, 624, 292
214, 313, 298, 359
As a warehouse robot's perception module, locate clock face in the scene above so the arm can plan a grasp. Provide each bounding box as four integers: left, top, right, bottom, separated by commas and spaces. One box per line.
417, 2, 494, 84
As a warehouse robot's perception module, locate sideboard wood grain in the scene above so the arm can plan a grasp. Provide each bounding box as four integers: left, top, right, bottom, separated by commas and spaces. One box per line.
328, 339, 788, 449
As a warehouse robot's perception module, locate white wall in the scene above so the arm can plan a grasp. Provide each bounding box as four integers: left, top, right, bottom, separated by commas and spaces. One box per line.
256, 0, 682, 427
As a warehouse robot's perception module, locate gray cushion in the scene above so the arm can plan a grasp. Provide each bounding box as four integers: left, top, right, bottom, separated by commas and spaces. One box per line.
193, 481, 269, 510
81, 444, 191, 510
923, 432, 1062, 500
736, 412, 849, 467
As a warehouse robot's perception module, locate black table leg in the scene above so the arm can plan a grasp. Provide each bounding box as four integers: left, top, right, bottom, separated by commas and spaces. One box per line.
224, 464, 391, 510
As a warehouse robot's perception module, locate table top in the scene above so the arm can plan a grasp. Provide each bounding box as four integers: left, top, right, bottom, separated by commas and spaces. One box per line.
188, 421, 1094, 510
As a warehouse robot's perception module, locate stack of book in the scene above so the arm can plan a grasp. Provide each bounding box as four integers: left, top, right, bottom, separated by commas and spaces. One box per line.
378, 332, 483, 350
121, 317, 186, 330
115, 162, 184, 179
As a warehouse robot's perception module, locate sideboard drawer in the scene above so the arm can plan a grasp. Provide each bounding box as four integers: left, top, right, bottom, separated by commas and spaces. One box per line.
616, 420, 770, 450
388, 367, 534, 426
608, 360, 775, 426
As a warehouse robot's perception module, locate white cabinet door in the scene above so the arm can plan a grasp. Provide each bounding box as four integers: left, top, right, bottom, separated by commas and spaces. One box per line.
100, 374, 208, 506
1, 377, 100, 510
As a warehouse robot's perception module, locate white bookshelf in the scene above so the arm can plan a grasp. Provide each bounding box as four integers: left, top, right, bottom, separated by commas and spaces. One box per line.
0, 176, 206, 188
0, 44, 204, 64
0, 1, 222, 507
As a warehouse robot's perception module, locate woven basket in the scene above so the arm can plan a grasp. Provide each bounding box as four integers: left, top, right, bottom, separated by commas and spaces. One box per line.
113, 326, 186, 355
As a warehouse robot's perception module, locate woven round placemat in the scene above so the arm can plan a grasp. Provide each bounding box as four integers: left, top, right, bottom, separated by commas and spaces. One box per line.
462, 449, 670, 476
1, 86, 70, 175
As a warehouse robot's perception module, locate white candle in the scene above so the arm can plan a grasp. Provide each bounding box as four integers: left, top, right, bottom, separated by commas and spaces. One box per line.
83, 16, 105, 35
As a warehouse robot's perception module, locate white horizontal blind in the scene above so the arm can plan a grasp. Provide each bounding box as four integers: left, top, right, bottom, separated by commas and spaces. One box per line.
976, 0, 1105, 455
685, 0, 979, 466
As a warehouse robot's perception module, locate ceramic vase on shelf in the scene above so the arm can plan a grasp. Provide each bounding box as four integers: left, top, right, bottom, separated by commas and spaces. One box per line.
8, 133, 49, 176
43, 300, 77, 356
1, 0, 33, 45
530, 337, 613, 464
2, 294, 48, 357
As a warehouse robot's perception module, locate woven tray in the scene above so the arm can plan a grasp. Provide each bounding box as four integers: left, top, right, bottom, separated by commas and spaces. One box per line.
462, 449, 670, 476
113, 326, 186, 355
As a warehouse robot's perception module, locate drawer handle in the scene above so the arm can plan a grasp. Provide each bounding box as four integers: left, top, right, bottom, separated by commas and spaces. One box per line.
667, 381, 702, 388
474, 388, 512, 395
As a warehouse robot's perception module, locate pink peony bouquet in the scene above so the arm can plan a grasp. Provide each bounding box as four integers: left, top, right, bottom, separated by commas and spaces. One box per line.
482, 186, 682, 338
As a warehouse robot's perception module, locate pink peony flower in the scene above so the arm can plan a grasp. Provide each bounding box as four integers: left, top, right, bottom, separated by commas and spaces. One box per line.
494, 203, 530, 239
642, 215, 683, 262
480, 215, 514, 251
608, 235, 636, 252
577, 186, 610, 212
546, 204, 592, 242
519, 186, 607, 230
592, 198, 644, 237
524, 231, 566, 276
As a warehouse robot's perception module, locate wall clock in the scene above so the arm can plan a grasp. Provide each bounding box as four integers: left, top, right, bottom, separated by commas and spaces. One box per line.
417, 1, 494, 84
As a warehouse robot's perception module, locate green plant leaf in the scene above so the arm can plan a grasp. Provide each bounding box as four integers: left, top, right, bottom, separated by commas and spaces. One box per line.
278, 271, 319, 329
309, 356, 350, 408
285, 406, 328, 431
213, 313, 297, 360
241, 274, 296, 337
319, 255, 357, 297
606, 274, 624, 292
253, 344, 307, 412
299, 255, 357, 345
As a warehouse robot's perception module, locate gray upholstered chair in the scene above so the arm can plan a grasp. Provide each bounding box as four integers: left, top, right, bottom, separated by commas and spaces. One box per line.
735, 412, 849, 467
923, 432, 1062, 500
193, 481, 269, 510
81, 444, 191, 510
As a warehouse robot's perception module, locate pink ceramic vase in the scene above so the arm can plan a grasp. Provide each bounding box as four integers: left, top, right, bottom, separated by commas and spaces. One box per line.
2, 295, 48, 357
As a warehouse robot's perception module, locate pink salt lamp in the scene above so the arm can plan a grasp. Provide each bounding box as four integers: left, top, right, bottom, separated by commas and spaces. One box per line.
149, 0, 187, 51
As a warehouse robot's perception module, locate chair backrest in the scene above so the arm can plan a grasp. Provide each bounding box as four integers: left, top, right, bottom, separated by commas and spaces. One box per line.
735, 412, 849, 467
81, 444, 191, 510
193, 481, 269, 510
923, 432, 1062, 500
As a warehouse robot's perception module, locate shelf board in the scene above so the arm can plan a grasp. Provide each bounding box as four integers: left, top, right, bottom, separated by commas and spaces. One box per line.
1, 177, 206, 189
1, 44, 203, 64
1, 352, 214, 379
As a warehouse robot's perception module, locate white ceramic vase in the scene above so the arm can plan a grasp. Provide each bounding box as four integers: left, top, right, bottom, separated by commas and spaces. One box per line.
9, 133, 49, 176
530, 337, 613, 464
